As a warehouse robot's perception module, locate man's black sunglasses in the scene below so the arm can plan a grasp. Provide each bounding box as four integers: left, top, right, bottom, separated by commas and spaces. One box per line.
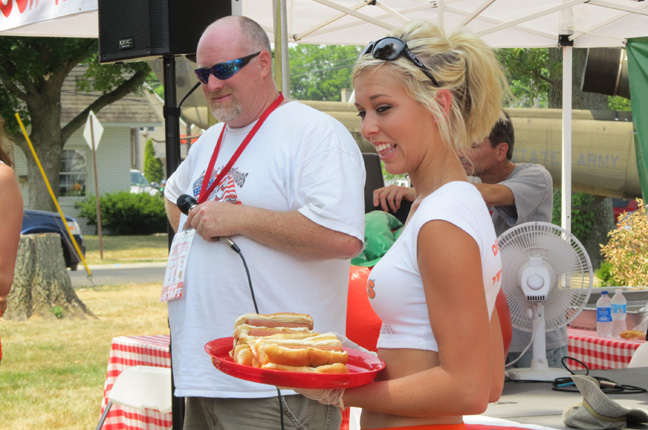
360, 37, 440, 87
194, 51, 261, 84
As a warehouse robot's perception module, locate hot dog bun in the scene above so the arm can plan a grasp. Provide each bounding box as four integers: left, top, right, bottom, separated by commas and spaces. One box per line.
251, 333, 348, 368
234, 324, 313, 341
263, 362, 349, 374
234, 313, 314, 331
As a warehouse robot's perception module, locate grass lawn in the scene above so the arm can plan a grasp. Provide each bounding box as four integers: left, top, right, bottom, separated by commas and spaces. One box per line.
82, 234, 169, 265
0, 284, 169, 430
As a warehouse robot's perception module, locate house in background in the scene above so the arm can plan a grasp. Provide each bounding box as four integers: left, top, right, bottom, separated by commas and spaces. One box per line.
13, 66, 163, 234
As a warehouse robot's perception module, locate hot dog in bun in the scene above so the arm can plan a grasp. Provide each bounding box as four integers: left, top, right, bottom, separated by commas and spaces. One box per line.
234, 312, 314, 331
620, 329, 646, 340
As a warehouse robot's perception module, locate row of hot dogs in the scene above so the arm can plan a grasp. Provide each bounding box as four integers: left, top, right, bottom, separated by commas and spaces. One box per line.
230, 312, 350, 373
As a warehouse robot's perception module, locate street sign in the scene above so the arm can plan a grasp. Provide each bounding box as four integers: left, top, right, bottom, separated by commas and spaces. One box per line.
83, 110, 105, 258
83, 111, 104, 150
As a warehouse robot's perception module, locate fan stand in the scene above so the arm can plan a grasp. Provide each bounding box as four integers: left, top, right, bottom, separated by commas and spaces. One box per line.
505, 302, 570, 381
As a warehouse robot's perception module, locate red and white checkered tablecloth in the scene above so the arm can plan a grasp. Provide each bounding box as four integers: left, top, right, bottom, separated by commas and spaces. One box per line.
100, 335, 172, 430
101, 330, 644, 429
567, 327, 645, 370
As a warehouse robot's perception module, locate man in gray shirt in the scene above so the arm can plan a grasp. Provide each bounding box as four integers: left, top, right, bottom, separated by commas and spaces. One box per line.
373, 112, 559, 368
461, 112, 553, 235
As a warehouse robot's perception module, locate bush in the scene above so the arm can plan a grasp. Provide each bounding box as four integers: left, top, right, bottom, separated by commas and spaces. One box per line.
595, 261, 620, 287
600, 199, 648, 286
75, 191, 167, 235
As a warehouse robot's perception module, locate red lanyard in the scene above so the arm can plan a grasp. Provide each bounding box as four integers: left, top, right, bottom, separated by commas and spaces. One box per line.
198, 93, 284, 204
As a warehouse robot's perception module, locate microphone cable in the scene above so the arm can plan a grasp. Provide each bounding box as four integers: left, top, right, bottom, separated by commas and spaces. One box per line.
176, 194, 261, 315
222, 238, 286, 430
219, 238, 259, 315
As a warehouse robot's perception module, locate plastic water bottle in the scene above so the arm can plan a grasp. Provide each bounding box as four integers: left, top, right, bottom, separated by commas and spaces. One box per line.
611, 288, 627, 337
596, 291, 613, 337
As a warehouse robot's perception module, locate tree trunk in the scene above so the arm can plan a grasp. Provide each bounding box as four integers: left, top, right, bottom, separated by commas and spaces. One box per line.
548, 48, 609, 110
4, 234, 95, 320
582, 198, 616, 270
18, 131, 65, 212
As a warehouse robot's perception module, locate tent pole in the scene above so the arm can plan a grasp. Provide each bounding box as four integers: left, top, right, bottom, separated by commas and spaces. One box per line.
273, 0, 283, 90
561, 45, 573, 234
280, 0, 290, 96
273, 0, 290, 96
162, 53, 184, 430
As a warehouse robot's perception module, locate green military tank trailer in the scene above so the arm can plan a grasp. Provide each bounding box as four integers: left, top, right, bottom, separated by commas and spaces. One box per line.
299, 101, 640, 200
181, 93, 639, 199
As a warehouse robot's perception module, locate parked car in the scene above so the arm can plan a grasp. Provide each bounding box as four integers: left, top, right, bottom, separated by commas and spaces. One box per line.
21, 209, 86, 271
130, 169, 160, 196
612, 198, 638, 224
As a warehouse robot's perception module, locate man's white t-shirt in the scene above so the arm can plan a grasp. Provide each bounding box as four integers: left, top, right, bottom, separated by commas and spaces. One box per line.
164, 100, 365, 398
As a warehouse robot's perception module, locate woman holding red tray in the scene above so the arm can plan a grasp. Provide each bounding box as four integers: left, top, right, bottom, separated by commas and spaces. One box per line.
293, 20, 509, 430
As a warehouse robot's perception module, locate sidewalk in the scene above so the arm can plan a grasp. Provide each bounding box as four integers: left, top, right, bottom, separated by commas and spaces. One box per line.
79, 261, 168, 270
69, 261, 166, 288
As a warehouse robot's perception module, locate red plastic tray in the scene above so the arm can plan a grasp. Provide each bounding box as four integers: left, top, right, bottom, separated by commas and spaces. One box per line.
205, 337, 385, 389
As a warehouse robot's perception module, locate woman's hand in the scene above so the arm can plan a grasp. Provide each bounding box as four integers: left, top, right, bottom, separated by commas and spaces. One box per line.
293, 387, 346, 409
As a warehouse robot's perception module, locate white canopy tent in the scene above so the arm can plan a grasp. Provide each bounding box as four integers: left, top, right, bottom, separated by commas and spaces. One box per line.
3, 0, 647, 48
3, 0, 648, 231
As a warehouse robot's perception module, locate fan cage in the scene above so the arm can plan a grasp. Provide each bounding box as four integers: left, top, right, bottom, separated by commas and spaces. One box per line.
498, 222, 593, 332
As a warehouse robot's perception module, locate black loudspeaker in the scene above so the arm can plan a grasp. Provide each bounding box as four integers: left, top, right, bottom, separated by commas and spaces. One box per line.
581, 47, 630, 99
98, 0, 232, 64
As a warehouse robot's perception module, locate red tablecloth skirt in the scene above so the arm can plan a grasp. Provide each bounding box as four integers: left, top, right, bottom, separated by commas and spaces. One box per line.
567, 327, 645, 370
101, 335, 172, 430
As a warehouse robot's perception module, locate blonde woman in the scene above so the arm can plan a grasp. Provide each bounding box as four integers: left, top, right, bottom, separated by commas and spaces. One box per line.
0, 118, 23, 317
297, 21, 509, 429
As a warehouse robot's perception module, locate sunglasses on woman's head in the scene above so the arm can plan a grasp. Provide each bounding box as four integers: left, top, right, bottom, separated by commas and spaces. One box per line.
194, 51, 261, 84
360, 37, 440, 87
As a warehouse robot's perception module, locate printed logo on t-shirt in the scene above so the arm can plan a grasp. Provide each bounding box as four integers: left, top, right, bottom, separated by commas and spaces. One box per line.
492, 240, 499, 257
380, 325, 395, 334
491, 239, 502, 287
367, 278, 376, 299
193, 166, 249, 204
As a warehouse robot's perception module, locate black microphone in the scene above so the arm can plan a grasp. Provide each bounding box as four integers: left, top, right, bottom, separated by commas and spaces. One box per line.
177, 194, 198, 215
176, 194, 240, 253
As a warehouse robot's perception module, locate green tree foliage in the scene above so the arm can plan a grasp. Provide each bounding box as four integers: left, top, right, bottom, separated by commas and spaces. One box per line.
289, 44, 361, 101
496, 48, 555, 108
143, 138, 164, 184
75, 191, 166, 235
497, 47, 627, 111
0, 37, 150, 211
608, 95, 632, 111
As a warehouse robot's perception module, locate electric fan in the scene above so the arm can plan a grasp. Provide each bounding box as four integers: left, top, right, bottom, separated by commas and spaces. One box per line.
499, 221, 593, 381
